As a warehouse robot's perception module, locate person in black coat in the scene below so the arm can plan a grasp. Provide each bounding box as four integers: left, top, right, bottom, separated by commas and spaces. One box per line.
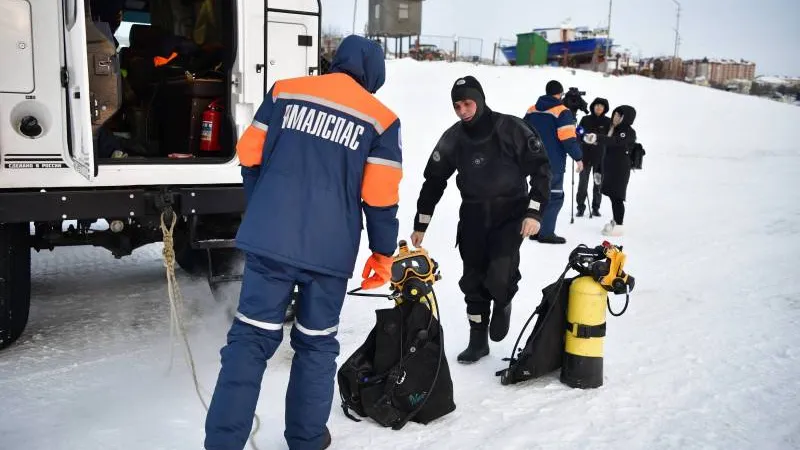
576, 98, 611, 217
583, 105, 637, 236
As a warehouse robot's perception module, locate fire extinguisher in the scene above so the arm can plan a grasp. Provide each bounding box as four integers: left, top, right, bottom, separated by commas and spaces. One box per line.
200, 98, 223, 155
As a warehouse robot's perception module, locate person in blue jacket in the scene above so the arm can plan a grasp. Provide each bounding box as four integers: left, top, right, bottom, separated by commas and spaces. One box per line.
523, 80, 584, 244
204, 35, 403, 450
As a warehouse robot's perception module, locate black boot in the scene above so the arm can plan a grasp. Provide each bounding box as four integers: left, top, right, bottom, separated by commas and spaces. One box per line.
591, 208, 601, 217
489, 303, 511, 342
321, 427, 331, 449
576, 208, 585, 217
537, 234, 567, 244
457, 315, 489, 363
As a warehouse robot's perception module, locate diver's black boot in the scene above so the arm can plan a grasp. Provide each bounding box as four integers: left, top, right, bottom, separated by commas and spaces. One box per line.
489, 303, 511, 342
458, 314, 490, 363
537, 234, 567, 244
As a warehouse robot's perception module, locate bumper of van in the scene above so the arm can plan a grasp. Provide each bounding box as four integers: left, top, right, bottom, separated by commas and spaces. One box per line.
0, 185, 245, 223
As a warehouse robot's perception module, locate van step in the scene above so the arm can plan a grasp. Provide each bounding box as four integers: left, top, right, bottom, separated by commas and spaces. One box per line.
202, 247, 244, 287
191, 238, 237, 250
210, 273, 243, 284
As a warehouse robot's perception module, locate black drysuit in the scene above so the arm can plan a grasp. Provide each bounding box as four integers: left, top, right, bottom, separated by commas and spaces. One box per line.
576, 98, 610, 213
413, 108, 551, 318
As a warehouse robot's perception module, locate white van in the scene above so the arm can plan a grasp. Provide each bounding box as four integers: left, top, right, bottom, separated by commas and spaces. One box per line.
0, 0, 321, 349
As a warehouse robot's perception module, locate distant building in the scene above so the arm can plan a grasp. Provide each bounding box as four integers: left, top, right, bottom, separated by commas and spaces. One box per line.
684, 58, 756, 84
684, 58, 709, 80
367, 0, 423, 37
641, 57, 684, 79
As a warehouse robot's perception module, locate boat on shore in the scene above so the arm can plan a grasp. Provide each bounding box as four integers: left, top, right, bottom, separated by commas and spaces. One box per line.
501, 25, 613, 65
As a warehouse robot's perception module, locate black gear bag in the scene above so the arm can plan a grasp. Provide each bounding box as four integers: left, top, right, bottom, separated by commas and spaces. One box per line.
497, 271, 572, 385
630, 142, 646, 170
338, 249, 456, 430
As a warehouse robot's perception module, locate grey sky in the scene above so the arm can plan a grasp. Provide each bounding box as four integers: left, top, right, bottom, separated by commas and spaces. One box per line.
320, 0, 800, 76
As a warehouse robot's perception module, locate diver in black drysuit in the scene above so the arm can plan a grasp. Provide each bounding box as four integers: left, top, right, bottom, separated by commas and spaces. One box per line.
410, 76, 552, 363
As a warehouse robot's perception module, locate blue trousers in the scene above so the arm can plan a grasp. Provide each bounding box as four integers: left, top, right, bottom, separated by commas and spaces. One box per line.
539, 171, 565, 237
204, 253, 347, 450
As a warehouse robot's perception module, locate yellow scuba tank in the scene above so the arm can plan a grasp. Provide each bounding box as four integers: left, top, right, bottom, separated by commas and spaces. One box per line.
560, 242, 635, 389
561, 276, 608, 388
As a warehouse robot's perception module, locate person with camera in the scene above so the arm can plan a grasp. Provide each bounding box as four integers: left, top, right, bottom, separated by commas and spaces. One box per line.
582, 105, 638, 236
410, 76, 551, 363
523, 80, 583, 244
576, 98, 611, 217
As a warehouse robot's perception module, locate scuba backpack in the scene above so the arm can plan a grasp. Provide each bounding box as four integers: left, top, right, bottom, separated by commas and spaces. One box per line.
497, 242, 636, 386
496, 273, 571, 385
338, 241, 456, 430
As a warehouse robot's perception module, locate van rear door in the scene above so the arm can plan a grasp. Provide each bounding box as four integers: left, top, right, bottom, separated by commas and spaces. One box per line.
62, 0, 95, 181
266, 1, 321, 89
233, 1, 319, 144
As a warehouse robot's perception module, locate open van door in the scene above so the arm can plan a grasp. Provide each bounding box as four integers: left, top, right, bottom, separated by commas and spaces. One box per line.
234, 1, 319, 141
62, 0, 95, 181
265, 20, 311, 89
265, 1, 321, 89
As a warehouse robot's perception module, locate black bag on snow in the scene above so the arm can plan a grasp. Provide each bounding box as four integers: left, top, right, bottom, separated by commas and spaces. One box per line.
337, 279, 456, 430
497, 275, 572, 385
629, 142, 646, 170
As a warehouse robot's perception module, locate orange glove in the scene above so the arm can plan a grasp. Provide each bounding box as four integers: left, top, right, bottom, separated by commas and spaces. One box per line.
361, 252, 393, 290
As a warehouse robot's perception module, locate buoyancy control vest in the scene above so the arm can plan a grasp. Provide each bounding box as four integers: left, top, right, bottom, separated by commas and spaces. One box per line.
338, 241, 456, 430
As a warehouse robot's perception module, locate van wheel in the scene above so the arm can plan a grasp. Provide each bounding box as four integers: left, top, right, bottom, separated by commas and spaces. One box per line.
175, 244, 206, 276
0, 223, 32, 350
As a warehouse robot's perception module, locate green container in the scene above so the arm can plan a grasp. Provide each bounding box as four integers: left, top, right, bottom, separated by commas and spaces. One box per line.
516, 32, 549, 66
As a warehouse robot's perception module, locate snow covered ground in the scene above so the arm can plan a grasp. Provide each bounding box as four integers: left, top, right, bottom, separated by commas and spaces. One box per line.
3, 60, 800, 450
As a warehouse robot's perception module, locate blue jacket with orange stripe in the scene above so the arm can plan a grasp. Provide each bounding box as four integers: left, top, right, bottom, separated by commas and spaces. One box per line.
523, 95, 582, 174
234, 36, 401, 279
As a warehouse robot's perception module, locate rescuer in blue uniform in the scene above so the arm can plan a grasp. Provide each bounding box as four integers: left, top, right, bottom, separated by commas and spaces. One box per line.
204, 35, 403, 450
523, 80, 584, 244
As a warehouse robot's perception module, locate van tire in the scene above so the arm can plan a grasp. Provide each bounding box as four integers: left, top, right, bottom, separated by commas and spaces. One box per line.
175, 246, 207, 276
0, 223, 32, 350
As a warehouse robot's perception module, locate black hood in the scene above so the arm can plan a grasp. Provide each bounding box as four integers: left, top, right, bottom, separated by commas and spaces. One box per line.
612, 105, 636, 128
452, 76, 493, 138
590, 97, 610, 116
452, 76, 488, 126
461, 106, 494, 140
